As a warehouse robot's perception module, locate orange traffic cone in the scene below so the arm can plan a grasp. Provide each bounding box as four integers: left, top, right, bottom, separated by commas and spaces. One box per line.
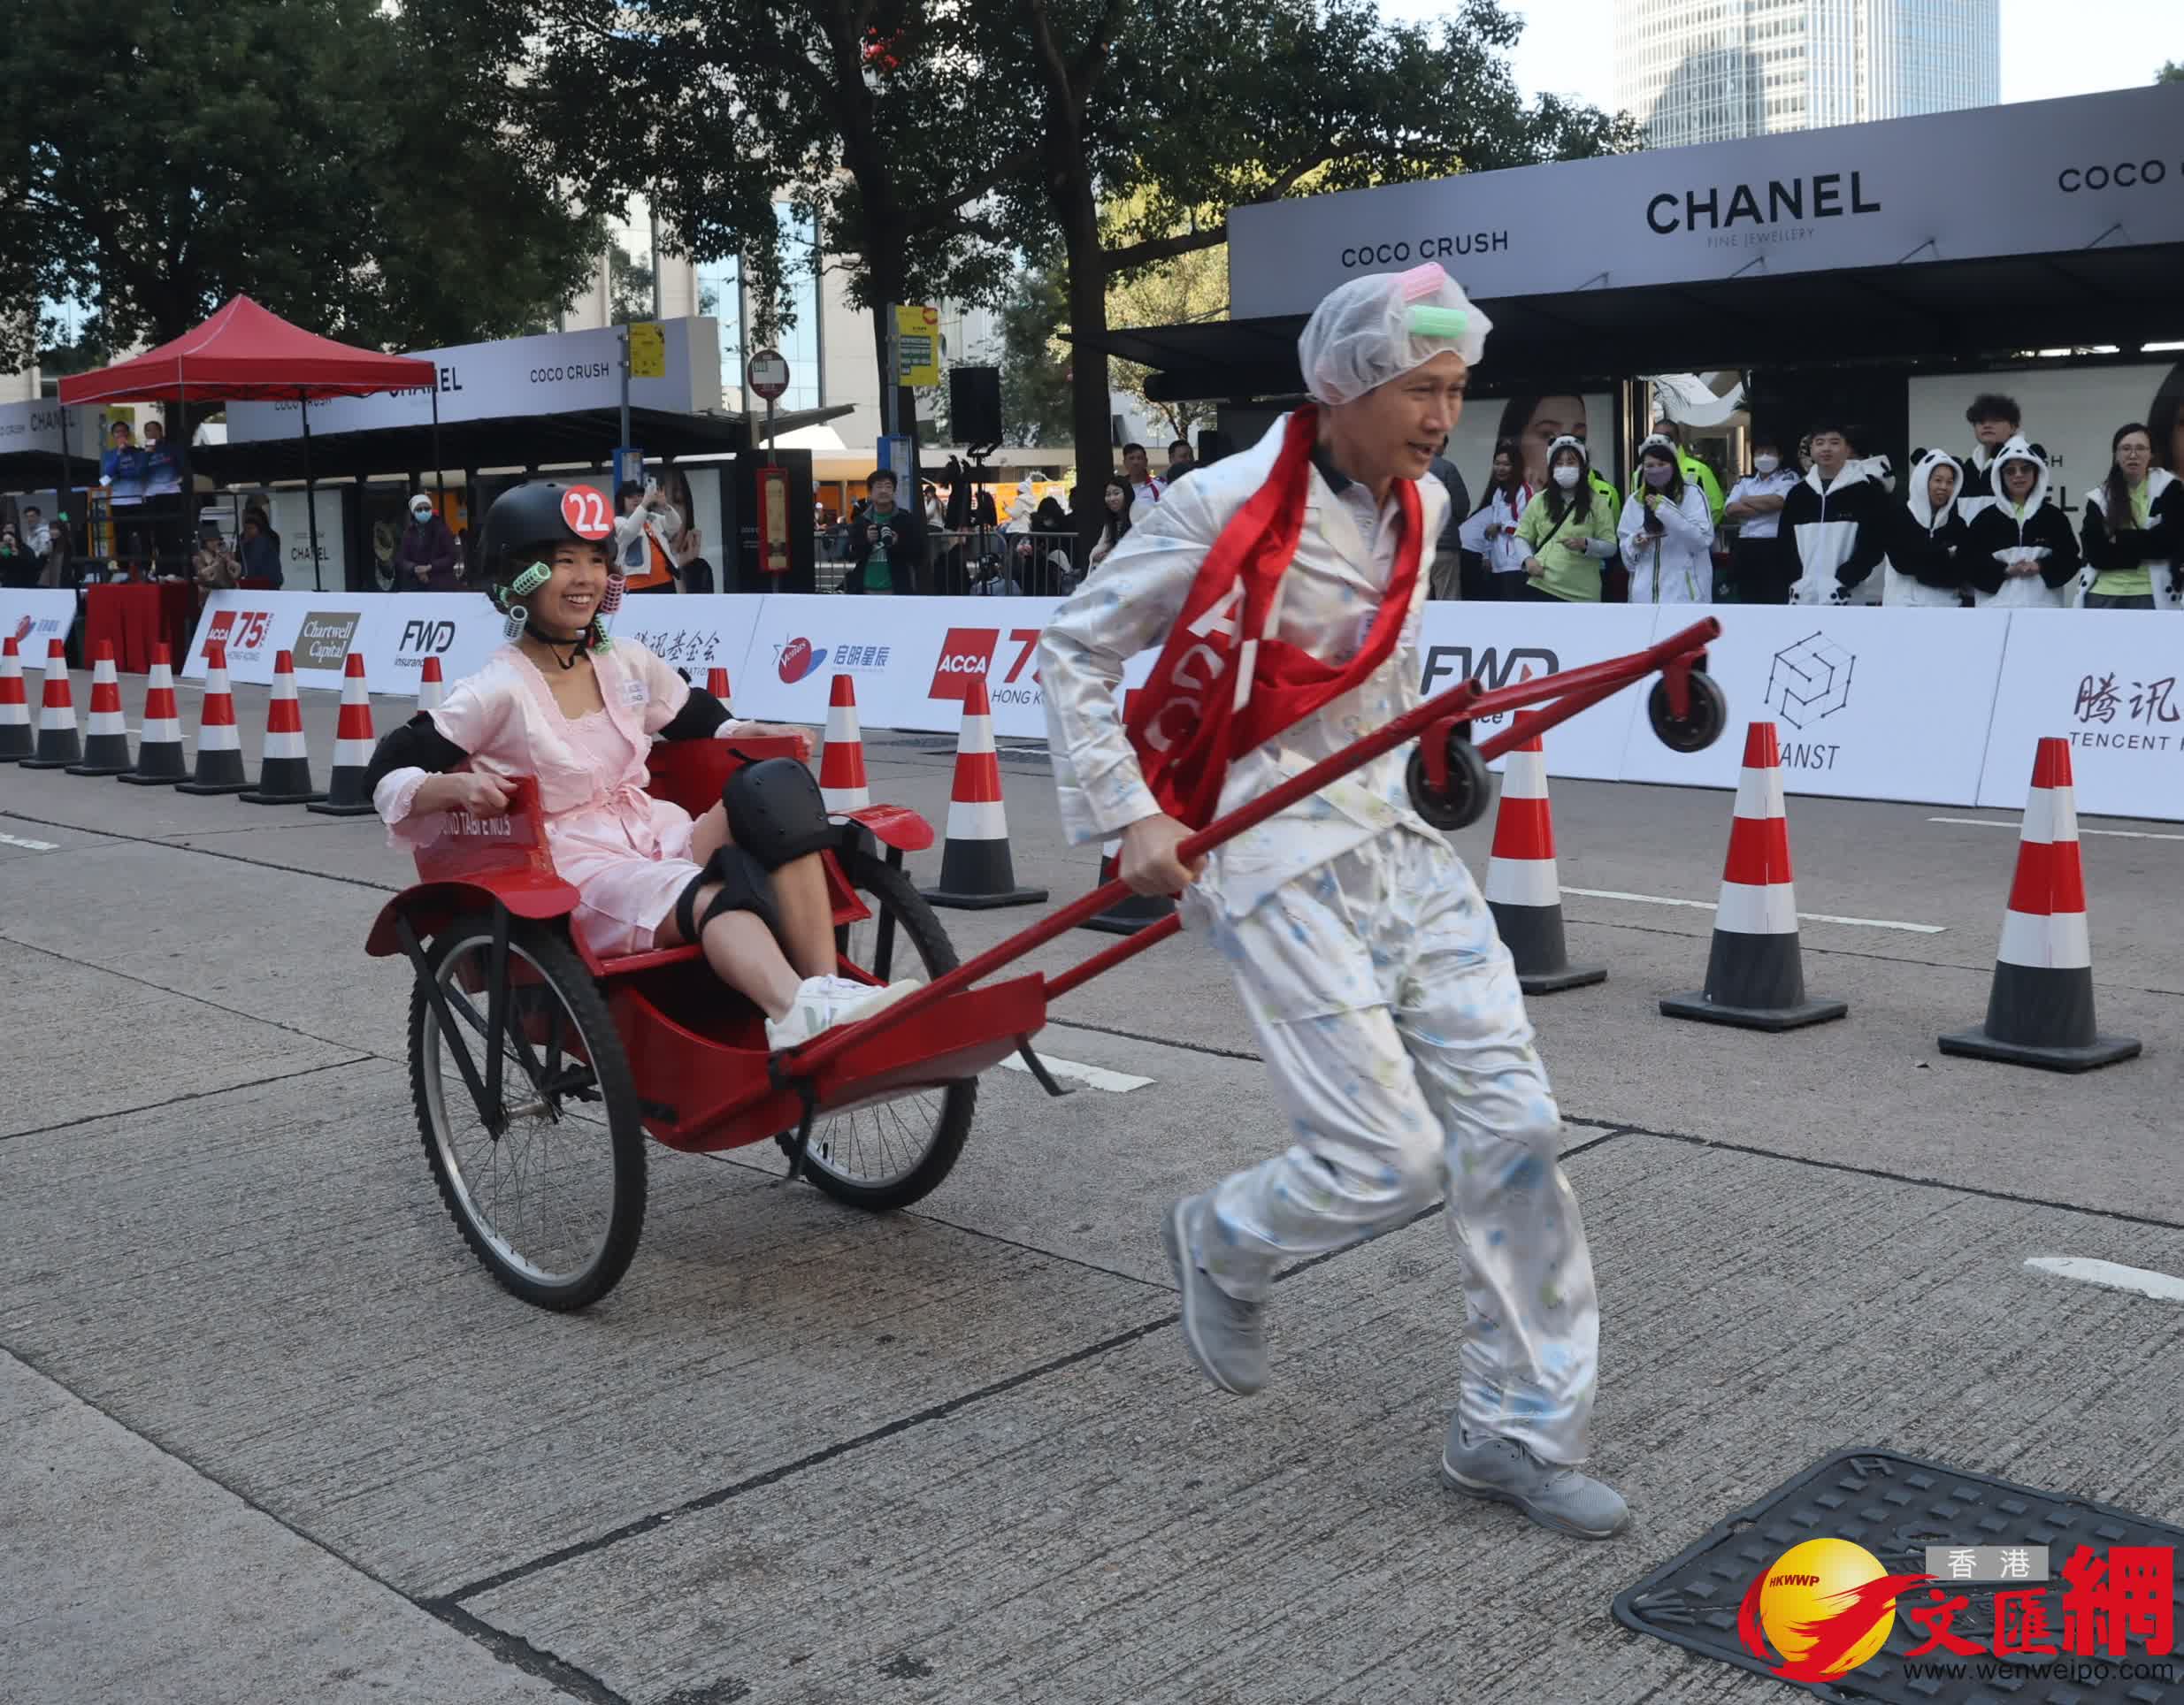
1940, 738, 2139, 1071
417, 654, 446, 714
0, 636, 31, 763
20, 639, 82, 769
309, 651, 378, 815
177, 641, 249, 794
1483, 734, 1603, 994
119, 645, 188, 784
65, 642, 134, 776
921, 675, 1046, 908
818, 672, 870, 813
240, 650, 325, 805
707, 666, 732, 706
1660, 722, 1845, 1031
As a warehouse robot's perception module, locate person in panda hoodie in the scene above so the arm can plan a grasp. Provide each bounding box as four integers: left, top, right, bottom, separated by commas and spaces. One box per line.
1961, 437, 2081, 609
1881, 448, 1971, 608
2078, 422, 2184, 611
1776, 421, 1890, 605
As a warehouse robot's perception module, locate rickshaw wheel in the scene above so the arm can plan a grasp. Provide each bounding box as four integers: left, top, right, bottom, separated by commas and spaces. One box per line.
1406, 733, 1493, 831
1647, 669, 1728, 753
776, 846, 977, 1211
410, 913, 647, 1311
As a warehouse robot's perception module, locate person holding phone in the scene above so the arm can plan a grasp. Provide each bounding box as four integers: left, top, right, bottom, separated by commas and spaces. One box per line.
611, 479, 681, 593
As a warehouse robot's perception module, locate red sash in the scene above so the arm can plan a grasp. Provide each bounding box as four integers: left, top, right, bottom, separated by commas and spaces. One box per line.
1123, 408, 1423, 830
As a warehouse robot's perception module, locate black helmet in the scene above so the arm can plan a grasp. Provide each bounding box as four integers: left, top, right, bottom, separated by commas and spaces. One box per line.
477, 480, 615, 587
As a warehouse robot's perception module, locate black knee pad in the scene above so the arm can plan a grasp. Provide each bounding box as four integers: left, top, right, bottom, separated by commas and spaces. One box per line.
674, 845, 784, 948
724, 756, 836, 869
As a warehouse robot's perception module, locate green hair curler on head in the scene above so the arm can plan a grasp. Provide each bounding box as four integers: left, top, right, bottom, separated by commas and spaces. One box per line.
1407, 305, 1468, 340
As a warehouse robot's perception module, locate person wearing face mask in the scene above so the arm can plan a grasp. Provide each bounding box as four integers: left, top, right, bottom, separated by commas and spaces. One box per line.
2079, 424, 2183, 610
1883, 449, 1971, 608
395, 492, 464, 590
1961, 438, 2081, 609
1777, 419, 1890, 606
1617, 436, 1713, 604
1039, 265, 1625, 1541
1722, 436, 1798, 604
1513, 436, 1618, 602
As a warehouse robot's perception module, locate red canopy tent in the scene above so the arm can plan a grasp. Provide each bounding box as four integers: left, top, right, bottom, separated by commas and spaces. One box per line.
60, 295, 438, 588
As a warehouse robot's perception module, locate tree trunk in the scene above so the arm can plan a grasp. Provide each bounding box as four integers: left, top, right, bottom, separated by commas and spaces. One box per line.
1048, 161, 1109, 547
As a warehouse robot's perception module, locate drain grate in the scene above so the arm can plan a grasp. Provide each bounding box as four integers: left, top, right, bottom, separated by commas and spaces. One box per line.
1613, 1449, 2184, 1702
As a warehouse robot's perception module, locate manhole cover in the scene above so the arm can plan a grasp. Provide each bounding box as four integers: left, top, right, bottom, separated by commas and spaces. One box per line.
1613, 1449, 2182, 1701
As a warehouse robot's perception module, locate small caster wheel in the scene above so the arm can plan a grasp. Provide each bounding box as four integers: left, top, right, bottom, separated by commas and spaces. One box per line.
1648, 669, 1727, 753
1406, 732, 1491, 830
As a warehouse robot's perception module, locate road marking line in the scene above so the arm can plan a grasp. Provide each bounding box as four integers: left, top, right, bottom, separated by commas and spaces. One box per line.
1001, 1053, 1153, 1093
0, 831, 57, 851
2025, 1256, 2184, 1304
1929, 814, 2184, 842
1560, 886, 1943, 935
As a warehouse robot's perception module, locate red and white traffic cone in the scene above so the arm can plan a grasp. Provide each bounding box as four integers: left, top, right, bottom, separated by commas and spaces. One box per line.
19, 639, 82, 769
818, 672, 870, 813
65, 642, 134, 776
119, 645, 188, 784
240, 649, 325, 805
1483, 735, 1603, 994
921, 674, 1046, 909
177, 641, 250, 794
417, 654, 446, 714
707, 666, 732, 707
1660, 721, 1845, 1031
0, 636, 31, 763
309, 651, 377, 815
1940, 738, 2140, 1071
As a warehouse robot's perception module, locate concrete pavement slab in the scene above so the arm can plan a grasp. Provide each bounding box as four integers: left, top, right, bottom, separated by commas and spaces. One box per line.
462, 1135, 2184, 1705
0, 1064, 1166, 1602
0, 938, 363, 1138
0, 1349, 570, 1705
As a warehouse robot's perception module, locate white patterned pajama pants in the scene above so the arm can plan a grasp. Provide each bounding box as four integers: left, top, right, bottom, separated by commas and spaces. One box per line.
1192, 829, 1599, 1465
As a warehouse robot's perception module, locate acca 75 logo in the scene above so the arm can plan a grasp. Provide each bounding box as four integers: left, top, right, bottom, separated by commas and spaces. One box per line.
205, 608, 273, 657
931, 627, 1041, 700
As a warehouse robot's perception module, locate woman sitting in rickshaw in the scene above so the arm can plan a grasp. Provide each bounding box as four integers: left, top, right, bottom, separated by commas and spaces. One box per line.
364, 479, 918, 1048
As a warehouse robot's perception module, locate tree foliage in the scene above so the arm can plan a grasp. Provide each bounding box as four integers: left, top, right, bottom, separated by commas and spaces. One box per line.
0, 0, 604, 369
2159, 60, 2183, 84
1107, 242, 1226, 444
996, 254, 1075, 448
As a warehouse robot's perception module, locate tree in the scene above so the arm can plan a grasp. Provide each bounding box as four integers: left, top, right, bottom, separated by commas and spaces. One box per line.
2159, 60, 2183, 84
474, 0, 1031, 465
609, 242, 657, 325
1000, 0, 1640, 533
0, 0, 603, 369
997, 256, 1076, 448
1107, 241, 1227, 445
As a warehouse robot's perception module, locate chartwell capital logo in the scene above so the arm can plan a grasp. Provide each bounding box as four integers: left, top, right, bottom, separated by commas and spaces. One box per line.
295, 611, 361, 672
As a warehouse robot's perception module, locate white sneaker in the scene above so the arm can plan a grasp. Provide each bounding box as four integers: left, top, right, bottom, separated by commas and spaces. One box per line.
764, 975, 921, 1051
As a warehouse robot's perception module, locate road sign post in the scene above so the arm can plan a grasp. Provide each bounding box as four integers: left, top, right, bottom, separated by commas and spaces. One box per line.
746, 350, 793, 578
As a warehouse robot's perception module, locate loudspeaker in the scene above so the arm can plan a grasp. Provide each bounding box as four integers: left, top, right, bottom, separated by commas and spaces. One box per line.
950, 366, 1002, 446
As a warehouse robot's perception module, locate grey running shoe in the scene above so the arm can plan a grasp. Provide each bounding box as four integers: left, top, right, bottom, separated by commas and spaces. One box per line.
1441, 1421, 1629, 1539
1160, 1195, 1268, 1396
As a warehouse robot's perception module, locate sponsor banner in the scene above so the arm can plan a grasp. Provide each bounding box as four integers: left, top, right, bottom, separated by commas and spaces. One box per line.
732, 595, 1070, 738
0, 400, 107, 459
1979, 608, 2184, 822
1621, 606, 2011, 806
0, 588, 77, 659
609, 600, 761, 683
1418, 602, 1657, 781
1230, 84, 2184, 317
224, 318, 719, 443
383, 593, 504, 692
183, 593, 349, 686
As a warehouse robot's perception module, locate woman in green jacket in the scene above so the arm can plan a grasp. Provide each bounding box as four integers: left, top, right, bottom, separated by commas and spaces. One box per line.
1514, 435, 1619, 602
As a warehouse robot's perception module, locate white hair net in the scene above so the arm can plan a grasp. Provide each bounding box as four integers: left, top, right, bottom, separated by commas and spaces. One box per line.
1298, 264, 1491, 407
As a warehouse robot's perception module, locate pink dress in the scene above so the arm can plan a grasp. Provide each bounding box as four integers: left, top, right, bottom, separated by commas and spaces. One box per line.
375, 641, 721, 958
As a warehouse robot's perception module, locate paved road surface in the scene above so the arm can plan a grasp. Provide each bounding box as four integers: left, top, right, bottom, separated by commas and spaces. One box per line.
4, 673, 2180, 1703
